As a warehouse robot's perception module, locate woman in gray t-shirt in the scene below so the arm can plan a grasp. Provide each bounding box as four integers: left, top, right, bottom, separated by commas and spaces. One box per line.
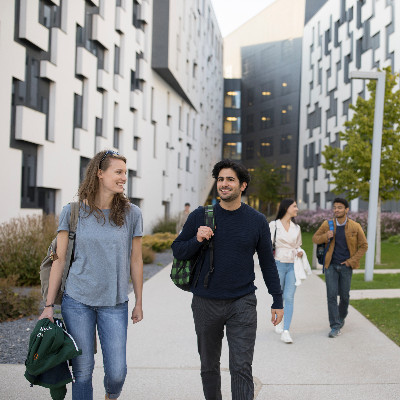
39, 150, 143, 400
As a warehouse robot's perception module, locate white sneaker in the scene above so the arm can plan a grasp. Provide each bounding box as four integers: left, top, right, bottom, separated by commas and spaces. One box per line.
281, 330, 293, 343
275, 321, 283, 334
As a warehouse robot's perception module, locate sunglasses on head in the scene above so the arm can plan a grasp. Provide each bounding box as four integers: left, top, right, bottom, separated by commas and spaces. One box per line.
99, 150, 119, 168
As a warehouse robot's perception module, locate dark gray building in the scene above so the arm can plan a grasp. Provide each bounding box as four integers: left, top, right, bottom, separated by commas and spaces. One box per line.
240, 38, 303, 200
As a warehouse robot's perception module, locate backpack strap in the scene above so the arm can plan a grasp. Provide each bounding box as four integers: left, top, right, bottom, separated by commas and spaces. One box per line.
60, 202, 80, 292
202, 205, 216, 288
69, 202, 80, 236
322, 219, 334, 273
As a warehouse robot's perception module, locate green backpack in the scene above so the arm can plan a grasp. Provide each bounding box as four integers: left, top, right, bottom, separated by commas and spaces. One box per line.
39, 202, 80, 305
170, 205, 215, 291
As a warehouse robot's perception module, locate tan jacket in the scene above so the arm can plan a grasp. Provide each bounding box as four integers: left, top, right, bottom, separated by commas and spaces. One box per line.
312, 218, 368, 270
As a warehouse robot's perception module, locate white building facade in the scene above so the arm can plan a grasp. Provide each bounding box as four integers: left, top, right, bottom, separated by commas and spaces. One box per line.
298, 0, 399, 211
0, 0, 223, 233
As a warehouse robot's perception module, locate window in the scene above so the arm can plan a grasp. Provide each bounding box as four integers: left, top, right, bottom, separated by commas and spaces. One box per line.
224, 91, 241, 108
246, 114, 254, 133
113, 128, 121, 149
95, 117, 102, 136
132, 52, 143, 91
114, 45, 120, 75
281, 75, 291, 95
247, 88, 254, 107
132, 1, 144, 30
224, 116, 241, 134
260, 109, 274, 129
223, 142, 242, 160
260, 138, 273, 157
280, 134, 292, 154
281, 164, 292, 183
73, 94, 83, 128
186, 145, 191, 172
245, 141, 254, 160
39, 0, 61, 28
80, 156, 90, 183
127, 169, 137, 198
281, 105, 293, 124
133, 136, 139, 150
260, 82, 273, 101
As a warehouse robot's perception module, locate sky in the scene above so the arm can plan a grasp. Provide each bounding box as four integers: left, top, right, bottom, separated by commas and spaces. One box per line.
211, 0, 277, 37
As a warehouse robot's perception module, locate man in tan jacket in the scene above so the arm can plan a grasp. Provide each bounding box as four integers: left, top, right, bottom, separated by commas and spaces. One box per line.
313, 198, 368, 338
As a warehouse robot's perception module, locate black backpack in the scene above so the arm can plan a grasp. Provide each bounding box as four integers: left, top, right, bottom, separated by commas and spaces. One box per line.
170, 205, 215, 291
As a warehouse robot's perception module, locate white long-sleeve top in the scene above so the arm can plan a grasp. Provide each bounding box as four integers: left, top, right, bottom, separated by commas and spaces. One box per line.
269, 219, 302, 263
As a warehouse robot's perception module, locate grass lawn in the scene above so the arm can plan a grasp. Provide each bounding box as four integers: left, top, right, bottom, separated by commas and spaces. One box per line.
318, 273, 400, 290
301, 232, 400, 270
350, 298, 400, 346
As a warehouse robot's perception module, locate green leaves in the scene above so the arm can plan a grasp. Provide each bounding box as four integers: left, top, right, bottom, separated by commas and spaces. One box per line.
322, 66, 400, 202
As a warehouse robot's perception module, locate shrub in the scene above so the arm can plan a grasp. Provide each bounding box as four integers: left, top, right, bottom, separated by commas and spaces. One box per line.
296, 209, 400, 239
142, 232, 176, 252
142, 246, 156, 264
152, 217, 178, 234
0, 277, 41, 322
387, 234, 400, 244
0, 214, 58, 286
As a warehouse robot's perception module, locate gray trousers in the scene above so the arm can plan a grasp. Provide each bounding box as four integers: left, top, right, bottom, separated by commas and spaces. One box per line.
191, 292, 257, 400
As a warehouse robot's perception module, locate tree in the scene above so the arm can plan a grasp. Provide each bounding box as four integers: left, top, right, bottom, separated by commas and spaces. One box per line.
251, 159, 289, 216
322, 66, 400, 264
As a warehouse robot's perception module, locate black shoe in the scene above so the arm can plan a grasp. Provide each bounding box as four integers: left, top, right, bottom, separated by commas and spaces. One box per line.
328, 328, 341, 338
339, 319, 345, 329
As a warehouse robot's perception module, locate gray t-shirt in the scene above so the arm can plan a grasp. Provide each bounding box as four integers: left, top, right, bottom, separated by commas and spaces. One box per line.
58, 203, 143, 306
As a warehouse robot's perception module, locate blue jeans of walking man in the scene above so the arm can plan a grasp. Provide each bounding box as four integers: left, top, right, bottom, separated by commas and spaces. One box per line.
325, 263, 353, 330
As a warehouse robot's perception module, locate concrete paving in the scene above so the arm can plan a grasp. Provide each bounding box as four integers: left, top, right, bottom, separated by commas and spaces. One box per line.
350, 288, 400, 299
313, 269, 400, 275
1, 259, 400, 400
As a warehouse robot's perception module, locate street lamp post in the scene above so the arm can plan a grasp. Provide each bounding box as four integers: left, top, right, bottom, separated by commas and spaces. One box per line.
349, 70, 386, 282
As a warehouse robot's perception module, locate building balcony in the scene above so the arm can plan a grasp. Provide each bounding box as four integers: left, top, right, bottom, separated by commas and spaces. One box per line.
130, 90, 142, 111
15, 106, 46, 145
19, 0, 48, 51
92, 14, 108, 48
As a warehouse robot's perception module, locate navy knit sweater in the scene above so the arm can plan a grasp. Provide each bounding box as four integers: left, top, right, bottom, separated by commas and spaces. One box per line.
171, 203, 283, 309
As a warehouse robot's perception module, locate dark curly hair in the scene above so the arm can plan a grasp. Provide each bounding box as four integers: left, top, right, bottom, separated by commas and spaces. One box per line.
212, 159, 251, 196
78, 150, 130, 226
333, 197, 349, 208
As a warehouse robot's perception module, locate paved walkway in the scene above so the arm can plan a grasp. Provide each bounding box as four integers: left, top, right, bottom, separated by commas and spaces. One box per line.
1, 260, 400, 399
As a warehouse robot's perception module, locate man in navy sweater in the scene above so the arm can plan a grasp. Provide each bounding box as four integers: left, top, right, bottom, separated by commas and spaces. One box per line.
172, 159, 283, 400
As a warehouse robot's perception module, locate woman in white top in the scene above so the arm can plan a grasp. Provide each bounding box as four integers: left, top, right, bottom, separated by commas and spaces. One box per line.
269, 198, 302, 343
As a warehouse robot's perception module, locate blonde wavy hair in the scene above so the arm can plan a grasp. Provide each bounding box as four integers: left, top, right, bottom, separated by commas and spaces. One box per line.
78, 150, 130, 226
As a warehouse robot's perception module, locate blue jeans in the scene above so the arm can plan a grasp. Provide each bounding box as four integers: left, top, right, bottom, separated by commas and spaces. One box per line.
276, 261, 296, 331
325, 263, 353, 330
61, 293, 128, 400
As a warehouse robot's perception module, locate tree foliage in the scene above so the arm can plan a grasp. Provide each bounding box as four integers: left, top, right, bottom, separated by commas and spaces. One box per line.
322, 66, 400, 202
251, 159, 289, 215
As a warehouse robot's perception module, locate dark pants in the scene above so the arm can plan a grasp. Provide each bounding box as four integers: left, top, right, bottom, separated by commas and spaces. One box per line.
191, 292, 257, 400
325, 263, 353, 330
